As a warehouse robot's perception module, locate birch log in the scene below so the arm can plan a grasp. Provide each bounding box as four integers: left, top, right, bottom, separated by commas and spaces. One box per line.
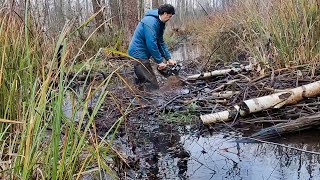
201, 81, 320, 124
187, 64, 252, 80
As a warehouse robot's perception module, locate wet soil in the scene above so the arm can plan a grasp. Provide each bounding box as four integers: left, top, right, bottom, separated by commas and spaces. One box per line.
69, 43, 320, 179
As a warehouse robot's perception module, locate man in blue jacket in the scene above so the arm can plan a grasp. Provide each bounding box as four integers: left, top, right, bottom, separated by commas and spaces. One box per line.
128, 4, 176, 90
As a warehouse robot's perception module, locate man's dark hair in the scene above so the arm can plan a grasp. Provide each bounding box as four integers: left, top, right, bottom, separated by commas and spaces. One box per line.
158, 4, 175, 15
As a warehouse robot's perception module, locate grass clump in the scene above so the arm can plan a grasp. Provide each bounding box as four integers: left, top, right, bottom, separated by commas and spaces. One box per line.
160, 102, 200, 125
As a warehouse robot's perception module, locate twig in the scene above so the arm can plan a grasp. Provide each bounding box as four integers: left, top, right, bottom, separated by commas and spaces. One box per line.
159, 86, 207, 111
241, 120, 290, 124
212, 79, 240, 92
243, 137, 320, 155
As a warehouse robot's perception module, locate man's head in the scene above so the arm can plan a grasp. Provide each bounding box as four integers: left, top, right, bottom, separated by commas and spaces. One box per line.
158, 4, 175, 22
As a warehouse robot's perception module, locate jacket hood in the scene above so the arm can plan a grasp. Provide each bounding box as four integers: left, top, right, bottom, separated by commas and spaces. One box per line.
145, 9, 159, 19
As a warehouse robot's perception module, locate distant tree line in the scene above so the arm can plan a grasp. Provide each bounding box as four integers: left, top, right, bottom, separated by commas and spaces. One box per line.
0, 0, 238, 41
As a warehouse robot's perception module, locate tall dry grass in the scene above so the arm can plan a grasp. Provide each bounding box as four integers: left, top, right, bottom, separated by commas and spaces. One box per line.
190, 0, 320, 70
0, 5, 128, 179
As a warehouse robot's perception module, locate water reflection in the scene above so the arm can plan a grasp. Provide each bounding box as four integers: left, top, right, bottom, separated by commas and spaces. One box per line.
171, 43, 201, 62
139, 123, 190, 179
182, 131, 320, 180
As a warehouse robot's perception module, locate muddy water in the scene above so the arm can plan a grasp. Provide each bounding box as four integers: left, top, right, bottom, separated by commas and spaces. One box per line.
171, 43, 201, 62
132, 43, 320, 179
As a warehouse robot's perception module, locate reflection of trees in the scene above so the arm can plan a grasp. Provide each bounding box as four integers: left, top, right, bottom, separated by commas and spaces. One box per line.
181, 131, 320, 179
252, 142, 320, 180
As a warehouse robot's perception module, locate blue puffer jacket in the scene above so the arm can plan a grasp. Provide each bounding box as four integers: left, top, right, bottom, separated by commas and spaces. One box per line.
128, 9, 171, 64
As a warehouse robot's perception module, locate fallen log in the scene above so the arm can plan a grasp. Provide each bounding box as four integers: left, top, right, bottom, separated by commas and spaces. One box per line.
250, 113, 320, 140
187, 64, 252, 80
201, 80, 320, 124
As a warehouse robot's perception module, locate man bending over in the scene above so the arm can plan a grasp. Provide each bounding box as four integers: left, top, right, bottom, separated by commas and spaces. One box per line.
128, 4, 177, 90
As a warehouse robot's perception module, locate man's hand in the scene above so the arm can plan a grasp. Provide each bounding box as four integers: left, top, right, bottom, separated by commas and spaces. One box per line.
167, 59, 177, 65
158, 62, 167, 70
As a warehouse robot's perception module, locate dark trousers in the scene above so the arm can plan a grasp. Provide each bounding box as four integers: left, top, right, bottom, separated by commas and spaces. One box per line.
134, 60, 159, 90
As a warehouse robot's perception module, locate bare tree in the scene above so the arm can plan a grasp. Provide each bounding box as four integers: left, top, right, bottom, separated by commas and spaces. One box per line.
92, 0, 105, 32
109, 0, 121, 29
152, 0, 159, 9
138, 0, 145, 20
121, 0, 139, 42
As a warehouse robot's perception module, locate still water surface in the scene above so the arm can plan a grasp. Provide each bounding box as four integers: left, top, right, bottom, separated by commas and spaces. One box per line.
159, 44, 320, 180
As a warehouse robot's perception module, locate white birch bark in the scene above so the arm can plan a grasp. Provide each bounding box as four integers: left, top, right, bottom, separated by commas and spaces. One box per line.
187, 64, 252, 80
201, 81, 320, 124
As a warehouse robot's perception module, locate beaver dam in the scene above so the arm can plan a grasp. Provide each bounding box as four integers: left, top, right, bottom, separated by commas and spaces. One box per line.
71, 43, 320, 179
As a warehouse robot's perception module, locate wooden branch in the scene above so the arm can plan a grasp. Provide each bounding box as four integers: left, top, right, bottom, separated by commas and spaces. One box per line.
212, 91, 240, 98
212, 79, 240, 92
187, 64, 252, 80
201, 81, 320, 124
250, 113, 320, 140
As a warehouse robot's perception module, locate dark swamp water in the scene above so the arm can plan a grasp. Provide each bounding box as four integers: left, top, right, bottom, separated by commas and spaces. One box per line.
66, 43, 320, 180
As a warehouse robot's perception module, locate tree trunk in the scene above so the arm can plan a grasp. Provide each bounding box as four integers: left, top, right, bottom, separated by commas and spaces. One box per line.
109, 0, 121, 29
53, 0, 65, 30
138, 0, 145, 20
122, 0, 139, 43
152, 0, 159, 9
92, 0, 105, 33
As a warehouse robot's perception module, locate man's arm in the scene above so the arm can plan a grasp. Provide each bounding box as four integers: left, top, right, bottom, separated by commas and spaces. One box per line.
143, 22, 164, 64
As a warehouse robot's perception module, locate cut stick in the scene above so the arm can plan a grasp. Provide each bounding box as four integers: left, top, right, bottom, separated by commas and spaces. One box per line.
212, 91, 240, 98
201, 81, 320, 124
187, 64, 252, 80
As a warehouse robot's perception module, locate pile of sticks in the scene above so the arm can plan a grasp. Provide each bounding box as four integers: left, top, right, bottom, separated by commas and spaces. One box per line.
160, 64, 320, 140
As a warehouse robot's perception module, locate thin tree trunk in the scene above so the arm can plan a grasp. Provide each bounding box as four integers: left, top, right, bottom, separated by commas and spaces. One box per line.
122, 0, 139, 43
43, 0, 49, 30
109, 0, 121, 29
152, 0, 159, 8
138, 0, 145, 20
92, 0, 105, 33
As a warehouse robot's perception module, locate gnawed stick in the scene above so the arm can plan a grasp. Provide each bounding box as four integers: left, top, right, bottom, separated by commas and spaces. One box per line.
201, 80, 320, 124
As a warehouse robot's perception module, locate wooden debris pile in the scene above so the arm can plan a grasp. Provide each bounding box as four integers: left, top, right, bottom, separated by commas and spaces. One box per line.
160, 63, 320, 140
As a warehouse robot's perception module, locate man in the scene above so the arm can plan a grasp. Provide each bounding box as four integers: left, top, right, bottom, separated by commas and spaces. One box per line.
128, 4, 176, 90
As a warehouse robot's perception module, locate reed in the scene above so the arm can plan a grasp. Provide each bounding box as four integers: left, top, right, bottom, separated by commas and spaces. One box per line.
190, 0, 320, 69
0, 5, 127, 180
